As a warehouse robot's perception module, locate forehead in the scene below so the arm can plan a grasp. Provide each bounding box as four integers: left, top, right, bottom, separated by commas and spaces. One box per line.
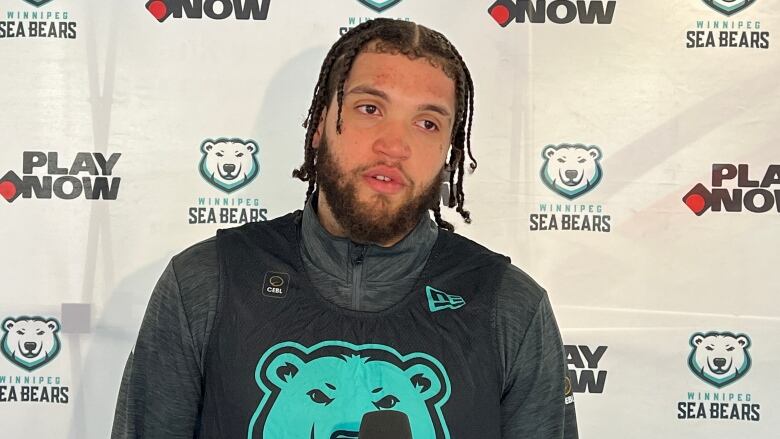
703, 336, 735, 344
345, 51, 456, 109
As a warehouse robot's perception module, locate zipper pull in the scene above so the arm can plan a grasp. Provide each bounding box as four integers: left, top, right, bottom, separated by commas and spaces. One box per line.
353, 246, 366, 265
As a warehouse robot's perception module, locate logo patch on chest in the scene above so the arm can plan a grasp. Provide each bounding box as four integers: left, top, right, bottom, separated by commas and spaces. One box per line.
426, 286, 465, 313
261, 271, 290, 299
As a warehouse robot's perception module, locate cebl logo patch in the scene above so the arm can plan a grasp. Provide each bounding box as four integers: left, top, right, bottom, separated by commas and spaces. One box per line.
426, 286, 465, 312
262, 271, 290, 299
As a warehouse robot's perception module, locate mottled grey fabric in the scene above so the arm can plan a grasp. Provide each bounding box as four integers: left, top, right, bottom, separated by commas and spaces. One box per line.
112, 201, 578, 438
299, 198, 437, 312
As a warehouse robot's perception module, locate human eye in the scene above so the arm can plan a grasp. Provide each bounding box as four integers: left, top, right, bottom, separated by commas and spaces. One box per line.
356, 104, 380, 115
415, 119, 440, 132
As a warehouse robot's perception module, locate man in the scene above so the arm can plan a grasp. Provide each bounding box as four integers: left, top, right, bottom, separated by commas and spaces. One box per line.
112, 18, 578, 438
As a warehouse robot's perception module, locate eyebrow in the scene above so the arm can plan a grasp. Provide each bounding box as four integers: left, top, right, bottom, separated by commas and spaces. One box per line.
346, 85, 452, 119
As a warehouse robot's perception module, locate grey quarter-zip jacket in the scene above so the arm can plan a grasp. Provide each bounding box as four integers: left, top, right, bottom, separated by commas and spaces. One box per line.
111, 198, 579, 438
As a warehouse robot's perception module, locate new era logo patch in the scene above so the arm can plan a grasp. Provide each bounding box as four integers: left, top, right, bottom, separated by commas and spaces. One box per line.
426, 286, 465, 312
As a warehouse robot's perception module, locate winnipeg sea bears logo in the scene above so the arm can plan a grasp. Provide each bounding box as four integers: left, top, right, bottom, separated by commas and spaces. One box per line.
530, 143, 610, 232
703, 0, 755, 16
687, 0, 769, 49
1, 317, 61, 372
22, 0, 55, 6
357, 0, 402, 13
250, 341, 451, 438
189, 137, 268, 224
541, 143, 603, 200
199, 138, 259, 193
688, 331, 751, 388
678, 331, 760, 422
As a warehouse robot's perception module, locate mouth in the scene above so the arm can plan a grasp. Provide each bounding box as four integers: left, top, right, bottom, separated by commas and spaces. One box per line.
560, 172, 583, 186
20, 344, 41, 358
219, 164, 241, 180
329, 431, 359, 439
362, 165, 407, 195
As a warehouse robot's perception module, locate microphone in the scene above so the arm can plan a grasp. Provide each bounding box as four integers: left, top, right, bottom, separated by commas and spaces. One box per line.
358, 410, 412, 439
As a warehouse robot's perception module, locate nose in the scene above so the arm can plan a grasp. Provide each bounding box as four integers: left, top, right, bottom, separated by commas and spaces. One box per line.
24, 342, 37, 351
372, 120, 411, 160
565, 170, 578, 179
713, 358, 726, 367
223, 164, 236, 173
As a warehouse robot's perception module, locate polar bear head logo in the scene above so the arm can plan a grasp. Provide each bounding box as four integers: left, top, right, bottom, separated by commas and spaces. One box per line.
199, 138, 259, 193
250, 341, 451, 439
688, 331, 751, 388
541, 144, 603, 199
703, 0, 755, 16
1, 317, 61, 372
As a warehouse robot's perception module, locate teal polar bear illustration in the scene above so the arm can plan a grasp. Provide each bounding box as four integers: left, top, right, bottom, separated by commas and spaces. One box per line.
248, 341, 452, 439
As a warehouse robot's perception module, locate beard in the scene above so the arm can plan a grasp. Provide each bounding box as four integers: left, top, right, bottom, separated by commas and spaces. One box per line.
315, 134, 442, 245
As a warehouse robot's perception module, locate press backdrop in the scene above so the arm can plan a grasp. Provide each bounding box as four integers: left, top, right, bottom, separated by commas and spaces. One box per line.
1, 0, 778, 437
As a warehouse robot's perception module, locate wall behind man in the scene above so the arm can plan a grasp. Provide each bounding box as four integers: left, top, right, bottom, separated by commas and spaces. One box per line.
0, 0, 777, 437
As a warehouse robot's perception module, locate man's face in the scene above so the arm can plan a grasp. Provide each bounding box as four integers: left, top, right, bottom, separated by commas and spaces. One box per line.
314, 50, 456, 244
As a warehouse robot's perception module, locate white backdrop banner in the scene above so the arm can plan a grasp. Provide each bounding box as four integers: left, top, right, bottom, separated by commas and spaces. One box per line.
1, 0, 778, 437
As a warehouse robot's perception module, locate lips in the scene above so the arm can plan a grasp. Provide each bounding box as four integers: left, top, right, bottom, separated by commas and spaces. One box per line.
362, 165, 407, 195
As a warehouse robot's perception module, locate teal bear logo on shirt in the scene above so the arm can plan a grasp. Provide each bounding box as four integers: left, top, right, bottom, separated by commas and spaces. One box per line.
248, 340, 452, 439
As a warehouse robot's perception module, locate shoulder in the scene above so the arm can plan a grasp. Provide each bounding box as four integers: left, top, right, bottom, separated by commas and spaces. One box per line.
436, 229, 512, 271
440, 230, 546, 308
168, 236, 220, 359
497, 264, 547, 316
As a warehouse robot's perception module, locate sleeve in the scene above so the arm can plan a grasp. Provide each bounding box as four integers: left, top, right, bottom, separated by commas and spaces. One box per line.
111, 260, 203, 439
497, 279, 579, 438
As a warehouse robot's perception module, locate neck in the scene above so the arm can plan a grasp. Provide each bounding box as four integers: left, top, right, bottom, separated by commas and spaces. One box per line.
316, 190, 409, 248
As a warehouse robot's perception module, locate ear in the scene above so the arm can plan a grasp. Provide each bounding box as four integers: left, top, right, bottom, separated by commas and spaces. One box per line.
245, 141, 258, 154
46, 319, 59, 333
587, 147, 601, 160
736, 335, 750, 349
543, 145, 557, 160
201, 140, 215, 153
266, 352, 307, 389
405, 363, 442, 401
312, 110, 327, 150
3, 319, 15, 331
691, 333, 705, 347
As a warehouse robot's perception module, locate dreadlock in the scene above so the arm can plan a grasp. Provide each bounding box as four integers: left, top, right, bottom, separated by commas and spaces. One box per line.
292, 18, 477, 231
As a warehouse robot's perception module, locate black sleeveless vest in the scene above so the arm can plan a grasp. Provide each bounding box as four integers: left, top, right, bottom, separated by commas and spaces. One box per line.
199, 212, 507, 438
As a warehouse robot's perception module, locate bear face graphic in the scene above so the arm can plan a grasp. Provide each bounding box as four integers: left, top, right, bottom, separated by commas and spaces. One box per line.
703, 0, 755, 16
250, 341, 451, 439
688, 331, 751, 388
1, 317, 61, 371
541, 144, 603, 200
199, 138, 259, 193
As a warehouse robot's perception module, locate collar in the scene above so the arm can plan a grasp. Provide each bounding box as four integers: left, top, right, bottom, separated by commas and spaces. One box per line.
299, 193, 438, 281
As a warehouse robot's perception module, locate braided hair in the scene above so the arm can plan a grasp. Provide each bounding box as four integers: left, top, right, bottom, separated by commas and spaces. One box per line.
292, 18, 477, 231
